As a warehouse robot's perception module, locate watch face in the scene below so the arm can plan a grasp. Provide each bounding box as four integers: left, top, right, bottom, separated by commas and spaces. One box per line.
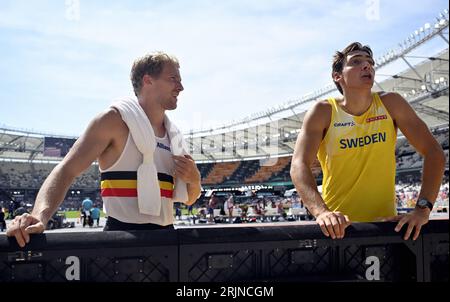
417, 199, 432, 210
417, 199, 427, 207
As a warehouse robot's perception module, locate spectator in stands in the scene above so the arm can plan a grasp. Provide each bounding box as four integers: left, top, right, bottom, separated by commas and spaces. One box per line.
82, 197, 93, 211
208, 192, 218, 222
0, 208, 5, 232
187, 204, 194, 216
7, 51, 201, 247
277, 202, 284, 216
290, 42, 446, 241
224, 193, 234, 222
174, 203, 182, 220
81, 197, 93, 227
90, 204, 101, 227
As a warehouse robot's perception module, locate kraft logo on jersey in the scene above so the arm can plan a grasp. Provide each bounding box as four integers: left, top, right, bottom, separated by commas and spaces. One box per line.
334, 121, 355, 127
366, 114, 387, 123
340, 132, 386, 149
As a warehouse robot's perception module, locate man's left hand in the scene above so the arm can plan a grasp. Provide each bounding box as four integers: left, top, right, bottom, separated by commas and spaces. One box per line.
383, 208, 431, 240
173, 155, 201, 185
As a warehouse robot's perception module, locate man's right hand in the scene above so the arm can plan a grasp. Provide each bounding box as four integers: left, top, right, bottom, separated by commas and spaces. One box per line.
315, 211, 351, 239
6, 213, 46, 247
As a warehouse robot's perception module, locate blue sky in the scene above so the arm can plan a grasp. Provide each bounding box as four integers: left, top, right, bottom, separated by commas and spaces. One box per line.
0, 0, 448, 136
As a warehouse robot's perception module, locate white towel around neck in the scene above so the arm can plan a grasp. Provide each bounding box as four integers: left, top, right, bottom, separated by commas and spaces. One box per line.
111, 97, 189, 216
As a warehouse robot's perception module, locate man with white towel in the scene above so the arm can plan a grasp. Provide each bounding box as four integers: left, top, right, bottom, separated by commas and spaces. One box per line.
7, 52, 202, 245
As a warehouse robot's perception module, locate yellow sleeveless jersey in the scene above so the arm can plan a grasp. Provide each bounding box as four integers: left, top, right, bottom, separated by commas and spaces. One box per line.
317, 92, 397, 222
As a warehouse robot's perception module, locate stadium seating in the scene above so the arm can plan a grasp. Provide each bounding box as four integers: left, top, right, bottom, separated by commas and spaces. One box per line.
244, 157, 291, 183
0, 128, 448, 190
202, 161, 240, 185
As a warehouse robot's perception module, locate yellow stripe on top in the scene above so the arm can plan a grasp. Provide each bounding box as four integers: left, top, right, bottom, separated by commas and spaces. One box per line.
101, 179, 137, 189
159, 181, 174, 191
100, 179, 173, 190
317, 92, 397, 222
100, 171, 174, 198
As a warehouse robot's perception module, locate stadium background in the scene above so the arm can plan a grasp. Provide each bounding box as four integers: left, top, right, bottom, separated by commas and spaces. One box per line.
0, 9, 448, 225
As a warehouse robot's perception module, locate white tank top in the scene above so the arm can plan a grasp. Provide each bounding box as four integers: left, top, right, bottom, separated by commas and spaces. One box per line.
99, 132, 175, 225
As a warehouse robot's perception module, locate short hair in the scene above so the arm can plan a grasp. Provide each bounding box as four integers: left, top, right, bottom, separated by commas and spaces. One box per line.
332, 42, 373, 94
130, 51, 180, 97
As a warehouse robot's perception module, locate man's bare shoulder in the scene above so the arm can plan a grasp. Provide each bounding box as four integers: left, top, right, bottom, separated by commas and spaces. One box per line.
76, 108, 128, 146
98, 107, 123, 123
315, 99, 332, 110
304, 100, 332, 124
92, 108, 127, 132
377, 91, 408, 114
377, 91, 403, 103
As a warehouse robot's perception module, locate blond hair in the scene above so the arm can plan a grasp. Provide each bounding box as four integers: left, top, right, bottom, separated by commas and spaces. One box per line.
130, 51, 180, 97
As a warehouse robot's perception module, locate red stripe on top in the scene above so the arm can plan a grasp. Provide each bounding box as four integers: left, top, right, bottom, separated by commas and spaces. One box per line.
101, 188, 173, 198
101, 188, 137, 197
160, 188, 173, 198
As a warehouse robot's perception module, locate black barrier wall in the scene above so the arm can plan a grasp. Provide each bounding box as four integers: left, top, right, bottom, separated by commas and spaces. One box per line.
0, 220, 448, 282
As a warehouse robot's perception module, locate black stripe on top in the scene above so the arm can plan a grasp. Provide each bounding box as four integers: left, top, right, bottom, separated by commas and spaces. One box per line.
100, 171, 173, 184
101, 171, 137, 181
157, 173, 174, 184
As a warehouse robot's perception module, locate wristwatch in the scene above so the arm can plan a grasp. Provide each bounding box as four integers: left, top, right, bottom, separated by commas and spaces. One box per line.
415, 198, 434, 211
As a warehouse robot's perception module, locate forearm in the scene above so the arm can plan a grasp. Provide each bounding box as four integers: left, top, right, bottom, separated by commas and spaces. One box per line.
418, 147, 446, 203
31, 164, 76, 225
185, 181, 201, 206
291, 163, 329, 217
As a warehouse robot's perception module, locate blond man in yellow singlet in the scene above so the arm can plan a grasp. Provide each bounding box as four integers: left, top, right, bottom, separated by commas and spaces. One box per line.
290, 42, 445, 241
